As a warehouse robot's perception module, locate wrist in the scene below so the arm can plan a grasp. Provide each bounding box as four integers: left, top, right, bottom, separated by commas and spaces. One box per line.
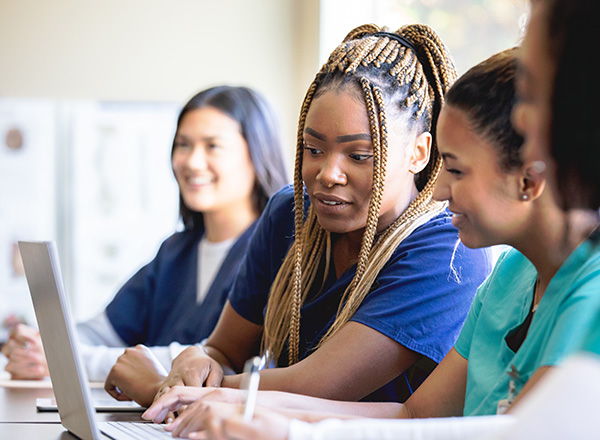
221, 374, 242, 388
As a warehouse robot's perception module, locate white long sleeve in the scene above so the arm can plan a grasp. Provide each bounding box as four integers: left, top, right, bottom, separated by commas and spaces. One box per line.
485, 353, 600, 440
76, 312, 127, 347
75, 312, 190, 382
289, 415, 516, 440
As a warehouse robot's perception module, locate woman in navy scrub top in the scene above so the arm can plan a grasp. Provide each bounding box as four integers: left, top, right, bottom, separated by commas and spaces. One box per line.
2, 86, 288, 381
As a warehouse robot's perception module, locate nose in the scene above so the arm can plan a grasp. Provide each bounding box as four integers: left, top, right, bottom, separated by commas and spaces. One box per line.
186, 145, 209, 171
433, 169, 450, 202
316, 155, 347, 187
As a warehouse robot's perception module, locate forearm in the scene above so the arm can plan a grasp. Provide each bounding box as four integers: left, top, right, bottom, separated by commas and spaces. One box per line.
265, 393, 404, 420
221, 362, 387, 402
216, 382, 405, 420
221, 366, 336, 399
288, 414, 517, 440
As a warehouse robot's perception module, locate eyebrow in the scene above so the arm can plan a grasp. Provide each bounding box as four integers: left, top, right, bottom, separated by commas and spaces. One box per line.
304, 127, 371, 143
336, 133, 371, 143
304, 127, 326, 141
175, 133, 226, 142
441, 152, 458, 161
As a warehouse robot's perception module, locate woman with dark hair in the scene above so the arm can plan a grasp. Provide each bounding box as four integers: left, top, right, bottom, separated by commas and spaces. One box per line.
2, 85, 289, 382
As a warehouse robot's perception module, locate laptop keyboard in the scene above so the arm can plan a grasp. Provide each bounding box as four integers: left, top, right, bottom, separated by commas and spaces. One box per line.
100, 421, 173, 439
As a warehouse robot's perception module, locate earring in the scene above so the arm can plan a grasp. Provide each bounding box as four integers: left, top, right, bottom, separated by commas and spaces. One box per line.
521, 194, 528, 201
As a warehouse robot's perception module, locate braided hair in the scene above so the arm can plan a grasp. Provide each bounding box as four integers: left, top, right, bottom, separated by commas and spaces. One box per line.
262, 24, 457, 366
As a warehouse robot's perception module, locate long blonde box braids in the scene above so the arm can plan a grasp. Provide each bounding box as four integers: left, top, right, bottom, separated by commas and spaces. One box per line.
262, 24, 456, 366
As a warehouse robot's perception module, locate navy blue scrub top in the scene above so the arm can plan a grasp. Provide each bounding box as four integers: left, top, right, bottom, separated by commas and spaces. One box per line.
229, 185, 492, 402
106, 222, 257, 347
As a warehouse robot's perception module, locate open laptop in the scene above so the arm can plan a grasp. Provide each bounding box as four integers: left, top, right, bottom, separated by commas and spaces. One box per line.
19, 241, 173, 439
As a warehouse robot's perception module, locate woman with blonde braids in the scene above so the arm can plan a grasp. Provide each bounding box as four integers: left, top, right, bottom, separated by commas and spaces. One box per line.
107, 23, 491, 409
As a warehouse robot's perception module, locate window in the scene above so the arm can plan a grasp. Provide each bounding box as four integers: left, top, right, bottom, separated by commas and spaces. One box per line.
319, 0, 529, 75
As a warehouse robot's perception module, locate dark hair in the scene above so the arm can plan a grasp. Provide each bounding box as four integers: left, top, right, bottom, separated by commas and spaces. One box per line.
445, 47, 524, 171
545, 0, 600, 209
173, 86, 289, 230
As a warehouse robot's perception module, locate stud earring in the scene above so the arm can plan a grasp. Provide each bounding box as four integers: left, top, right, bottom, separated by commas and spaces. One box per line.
521, 194, 528, 201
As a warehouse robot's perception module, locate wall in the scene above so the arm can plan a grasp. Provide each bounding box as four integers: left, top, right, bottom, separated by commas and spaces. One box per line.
0, 0, 322, 147
0, 0, 321, 323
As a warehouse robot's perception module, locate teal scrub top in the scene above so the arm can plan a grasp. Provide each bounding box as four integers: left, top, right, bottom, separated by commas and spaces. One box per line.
581, 324, 600, 355
455, 239, 600, 416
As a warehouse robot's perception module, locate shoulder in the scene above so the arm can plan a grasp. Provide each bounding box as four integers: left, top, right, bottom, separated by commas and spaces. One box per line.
571, 240, 600, 277
402, 209, 456, 245
263, 184, 296, 219
555, 240, 600, 301
254, 184, 304, 240
155, 229, 203, 256
390, 209, 487, 267
475, 247, 535, 302
377, 209, 496, 290
492, 247, 530, 271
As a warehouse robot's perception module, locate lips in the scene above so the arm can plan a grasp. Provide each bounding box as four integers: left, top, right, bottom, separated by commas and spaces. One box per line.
312, 192, 351, 213
313, 192, 350, 204
450, 211, 466, 228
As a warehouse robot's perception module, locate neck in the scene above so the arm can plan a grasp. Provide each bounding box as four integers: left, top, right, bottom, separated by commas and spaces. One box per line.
332, 231, 362, 278
377, 181, 420, 234
514, 206, 598, 294
202, 199, 258, 243
331, 181, 421, 278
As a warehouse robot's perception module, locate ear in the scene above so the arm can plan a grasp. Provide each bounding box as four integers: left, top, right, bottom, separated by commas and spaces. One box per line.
519, 160, 547, 201
408, 132, 432, 174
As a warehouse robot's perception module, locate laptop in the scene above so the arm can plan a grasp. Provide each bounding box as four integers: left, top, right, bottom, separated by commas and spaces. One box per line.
19, 241, 173, 439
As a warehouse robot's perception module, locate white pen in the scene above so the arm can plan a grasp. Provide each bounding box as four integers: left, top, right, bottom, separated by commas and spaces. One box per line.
241, 356, 262, 422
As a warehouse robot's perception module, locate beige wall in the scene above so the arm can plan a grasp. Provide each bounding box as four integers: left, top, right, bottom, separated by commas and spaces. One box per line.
0, 0, 322, 320
0, 0, 321, 153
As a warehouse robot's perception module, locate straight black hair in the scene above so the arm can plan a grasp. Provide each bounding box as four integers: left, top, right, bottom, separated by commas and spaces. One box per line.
173, 86, 289, 230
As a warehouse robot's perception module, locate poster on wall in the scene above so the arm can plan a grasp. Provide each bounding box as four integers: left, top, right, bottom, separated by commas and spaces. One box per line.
66, 101, 180, 321
0, 98, 58, 341
0, 98, 180, 341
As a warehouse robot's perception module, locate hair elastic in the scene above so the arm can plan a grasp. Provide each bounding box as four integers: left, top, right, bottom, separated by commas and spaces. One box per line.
373, 31, 416, 52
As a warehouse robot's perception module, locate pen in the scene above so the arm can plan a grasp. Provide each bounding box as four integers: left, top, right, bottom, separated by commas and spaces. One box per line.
241, 356, 262, 422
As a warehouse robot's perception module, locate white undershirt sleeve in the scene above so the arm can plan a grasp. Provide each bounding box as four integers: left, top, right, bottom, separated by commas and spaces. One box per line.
75, 312, 174, 381
76, 311, 126, 347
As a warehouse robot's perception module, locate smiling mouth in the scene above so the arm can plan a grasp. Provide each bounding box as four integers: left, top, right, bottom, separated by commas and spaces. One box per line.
322, 200, 347, 206
187, 176, 214, 186
450, 212, 467, 228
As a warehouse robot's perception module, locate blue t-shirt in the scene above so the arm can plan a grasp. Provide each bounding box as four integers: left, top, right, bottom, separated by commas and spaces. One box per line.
105, 223, 257, 346
455, 240, 600, 416
229, 185, 491, 402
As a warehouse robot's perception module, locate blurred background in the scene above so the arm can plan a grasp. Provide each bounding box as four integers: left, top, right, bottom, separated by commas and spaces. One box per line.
0, 0, 527, 339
